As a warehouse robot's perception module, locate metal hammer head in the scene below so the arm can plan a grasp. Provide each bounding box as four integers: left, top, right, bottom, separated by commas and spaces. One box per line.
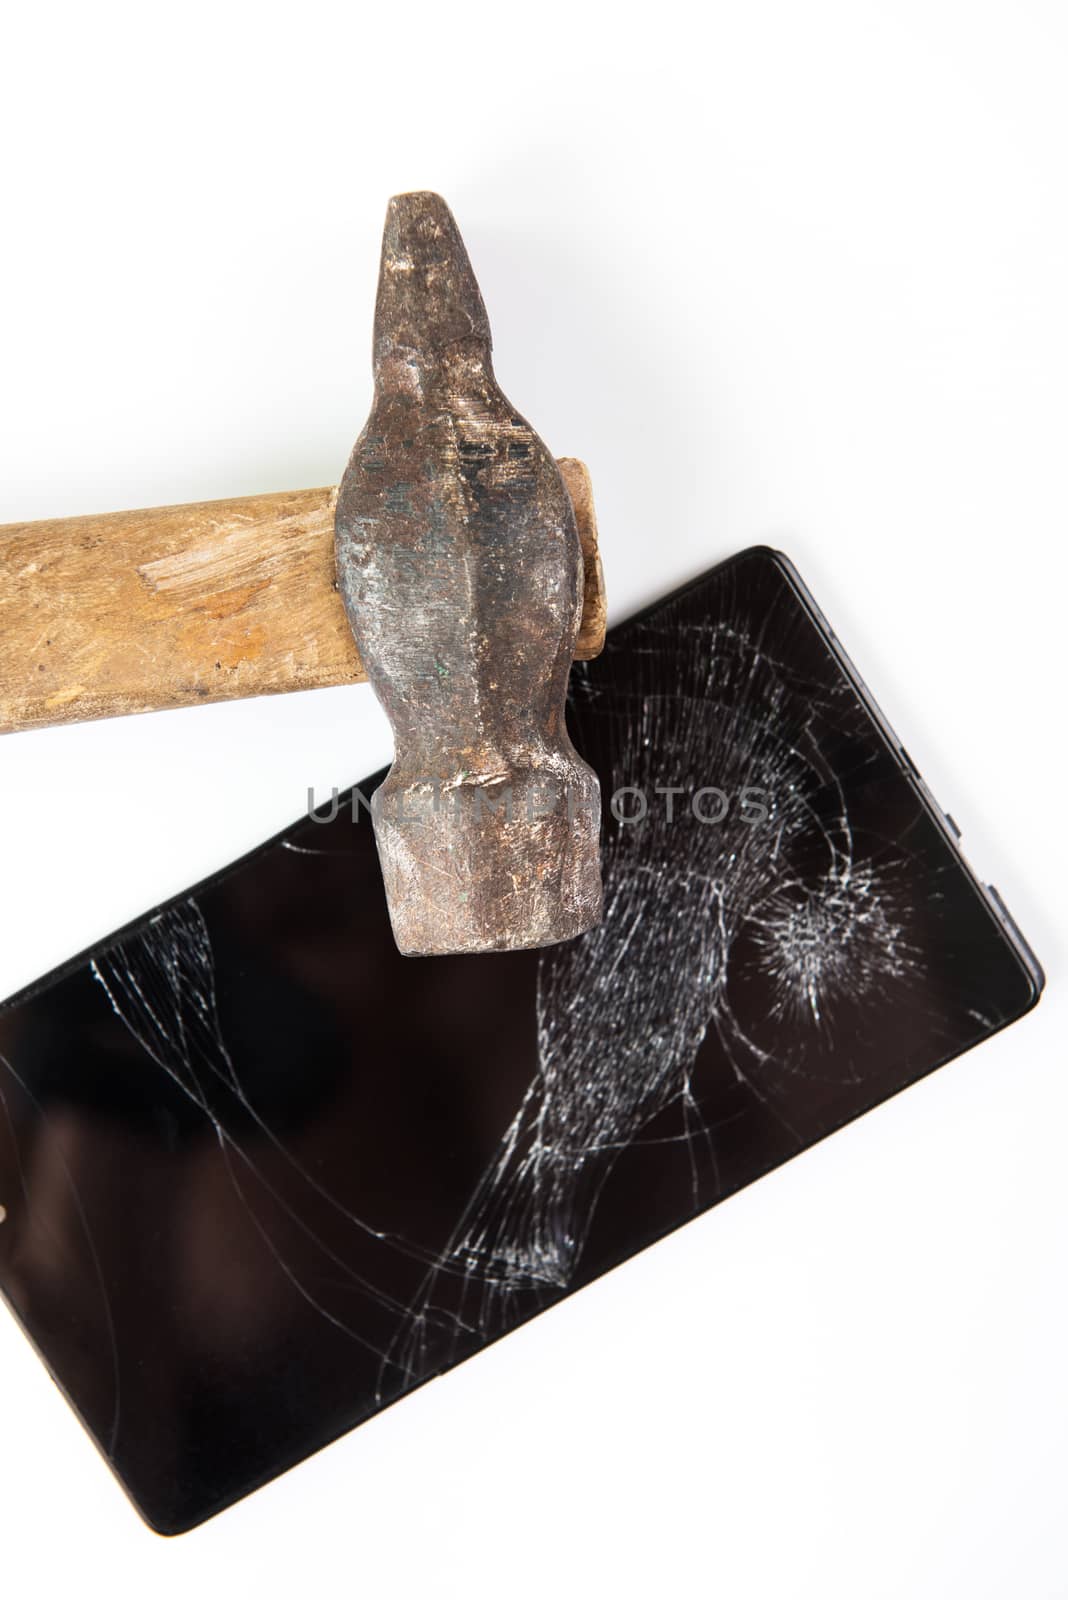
335, 193, 603, 956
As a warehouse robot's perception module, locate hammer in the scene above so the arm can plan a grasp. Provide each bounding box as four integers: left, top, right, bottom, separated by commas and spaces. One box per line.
0, 194, 606, 957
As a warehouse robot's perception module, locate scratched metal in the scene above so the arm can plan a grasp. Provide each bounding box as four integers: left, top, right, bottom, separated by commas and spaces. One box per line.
335, 193, 602, 955
0, 550, 1041, 1533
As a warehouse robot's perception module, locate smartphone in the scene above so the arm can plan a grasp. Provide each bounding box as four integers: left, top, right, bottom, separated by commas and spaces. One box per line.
0, 547, 1042, 1533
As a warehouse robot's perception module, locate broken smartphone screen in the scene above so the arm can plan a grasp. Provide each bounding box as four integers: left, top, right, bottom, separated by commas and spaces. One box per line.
0, 547, 1042, 1533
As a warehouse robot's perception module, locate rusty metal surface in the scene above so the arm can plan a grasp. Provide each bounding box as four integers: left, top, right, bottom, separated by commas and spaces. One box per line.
335, 193, 603, 955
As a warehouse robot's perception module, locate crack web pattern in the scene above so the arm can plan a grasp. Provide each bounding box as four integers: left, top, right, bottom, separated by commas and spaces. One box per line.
382, 596, 922, 1387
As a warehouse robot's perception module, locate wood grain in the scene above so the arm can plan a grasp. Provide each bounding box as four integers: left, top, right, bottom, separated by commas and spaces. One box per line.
0, 457, 605, 734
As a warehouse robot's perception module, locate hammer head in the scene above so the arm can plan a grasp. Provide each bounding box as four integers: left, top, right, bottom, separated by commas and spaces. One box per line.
335, 193, 603, 956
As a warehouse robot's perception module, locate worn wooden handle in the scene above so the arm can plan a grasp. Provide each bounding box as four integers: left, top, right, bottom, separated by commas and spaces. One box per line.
0, 457, 606, 734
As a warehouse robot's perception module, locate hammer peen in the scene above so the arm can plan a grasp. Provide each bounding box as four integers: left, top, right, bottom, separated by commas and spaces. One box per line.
335, 193, 604, 956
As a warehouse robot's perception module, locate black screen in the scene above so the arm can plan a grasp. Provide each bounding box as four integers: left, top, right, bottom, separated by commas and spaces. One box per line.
0, 548, 1041, 1533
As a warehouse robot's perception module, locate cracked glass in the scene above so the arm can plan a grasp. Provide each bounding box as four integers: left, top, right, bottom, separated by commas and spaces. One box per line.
0, 548, 1041, 1533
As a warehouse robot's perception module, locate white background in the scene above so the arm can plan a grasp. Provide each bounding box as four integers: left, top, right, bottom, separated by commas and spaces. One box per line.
0, 3, 1065, 1595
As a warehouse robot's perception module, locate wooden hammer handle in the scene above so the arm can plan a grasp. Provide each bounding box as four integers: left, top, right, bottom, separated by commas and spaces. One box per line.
0, 458, 606, 734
